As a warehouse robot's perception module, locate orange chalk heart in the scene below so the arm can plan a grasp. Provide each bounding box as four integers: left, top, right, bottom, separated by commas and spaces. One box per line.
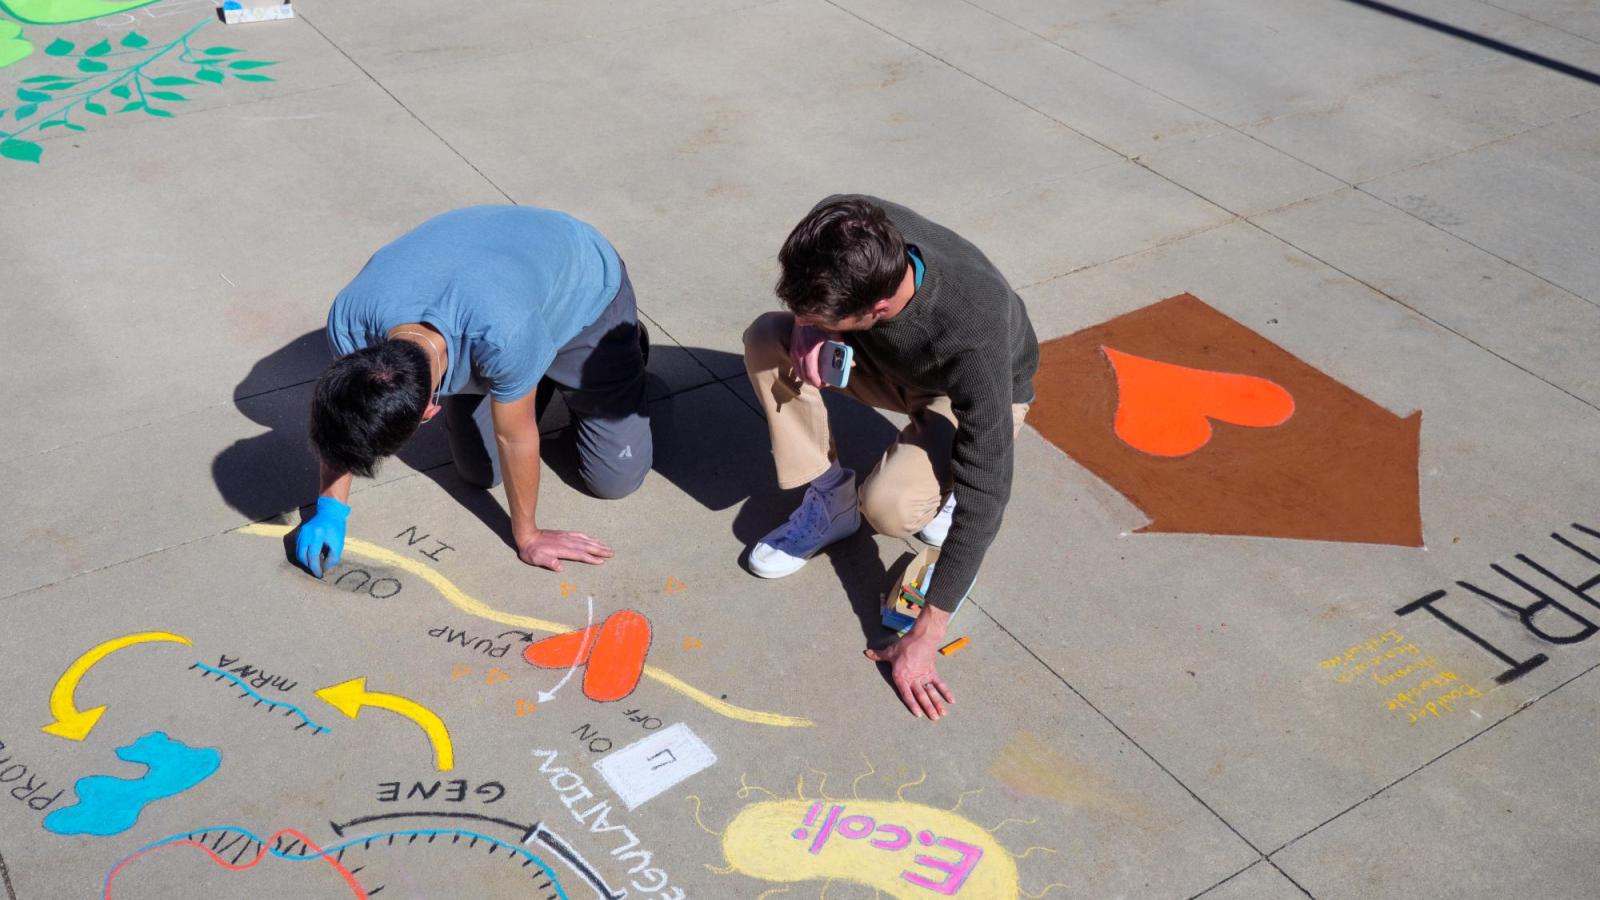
1103, 346, 1294, 457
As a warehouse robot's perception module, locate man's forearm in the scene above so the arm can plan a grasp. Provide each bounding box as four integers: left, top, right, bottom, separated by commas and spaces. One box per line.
497, 432, 543, 541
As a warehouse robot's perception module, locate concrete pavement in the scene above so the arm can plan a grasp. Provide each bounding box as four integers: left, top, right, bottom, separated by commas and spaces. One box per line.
2, 1, 1598, 897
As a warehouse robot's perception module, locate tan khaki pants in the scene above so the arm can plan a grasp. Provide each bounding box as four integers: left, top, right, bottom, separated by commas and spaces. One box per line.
743, 311, 1028, 539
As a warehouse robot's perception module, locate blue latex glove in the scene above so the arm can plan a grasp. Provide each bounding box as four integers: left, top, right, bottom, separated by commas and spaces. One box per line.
296, 496, 350, 578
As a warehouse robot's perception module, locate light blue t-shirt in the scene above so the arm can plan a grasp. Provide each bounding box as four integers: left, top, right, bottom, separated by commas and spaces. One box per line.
327, 206, 622, 402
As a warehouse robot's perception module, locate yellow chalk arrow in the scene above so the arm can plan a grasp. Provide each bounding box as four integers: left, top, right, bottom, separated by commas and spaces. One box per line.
41, 631, 192, 741
316, 678, 454, 772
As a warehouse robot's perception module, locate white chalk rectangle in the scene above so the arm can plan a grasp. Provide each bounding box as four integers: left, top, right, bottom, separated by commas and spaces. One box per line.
593, 722, 716, 810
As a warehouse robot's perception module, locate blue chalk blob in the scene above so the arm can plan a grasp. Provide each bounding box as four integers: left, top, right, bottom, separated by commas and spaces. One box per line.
44, 731, 221, 837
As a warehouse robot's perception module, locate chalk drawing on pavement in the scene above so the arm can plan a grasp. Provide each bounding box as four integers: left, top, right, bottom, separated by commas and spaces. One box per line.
188, 661, 331, 735
1101, 346, 1295, 458
0, 13, 280, 164
593, 722, 717, 811
1031, 293, 1423, 546
43, 731, 220, 837
105, 828, 365, 898
698, 762, 1065, 899
522, 607, 652, 704
0, 0, 160, 26
239, 522, 814, 728
42, 630, 191, 741
316, 677, 455, 772
106, 825, 573, 899
329, 811, 625, 900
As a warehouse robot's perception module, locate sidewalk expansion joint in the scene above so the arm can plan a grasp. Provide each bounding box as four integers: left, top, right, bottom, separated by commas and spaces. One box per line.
944, 0, 1600, 315
1239, 218, 1600, 417
1187, 858, 1316, 900
0, 848, 17, 900
292, 10, 515, 205
965, 596, 1269, 862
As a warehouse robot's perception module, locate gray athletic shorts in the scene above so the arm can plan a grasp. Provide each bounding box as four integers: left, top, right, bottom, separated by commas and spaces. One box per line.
442, 263, 652, 499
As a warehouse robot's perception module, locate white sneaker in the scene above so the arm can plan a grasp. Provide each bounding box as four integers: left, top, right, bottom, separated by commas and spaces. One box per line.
917, 492, 956, 547
748, 470, 860, 578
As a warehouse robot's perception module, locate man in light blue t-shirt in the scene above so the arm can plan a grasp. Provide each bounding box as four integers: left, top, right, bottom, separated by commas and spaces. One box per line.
295, 205, 652, 577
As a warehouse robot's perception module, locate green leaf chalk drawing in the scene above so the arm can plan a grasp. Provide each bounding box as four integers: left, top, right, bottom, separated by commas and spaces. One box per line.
0, 19, 281, 164
0, 20, 33, 68
0, 0, 162, 27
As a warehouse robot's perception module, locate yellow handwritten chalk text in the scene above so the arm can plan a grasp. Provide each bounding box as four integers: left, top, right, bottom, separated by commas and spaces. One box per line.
239, 524, 812, 728
720, 799, 1020, 900
1320, 630, 1423, 684
1320, 628, 1486, 725
1385, 671, 1484, 724
1320, 628, 1402, 669
1372, 656, 1439, 686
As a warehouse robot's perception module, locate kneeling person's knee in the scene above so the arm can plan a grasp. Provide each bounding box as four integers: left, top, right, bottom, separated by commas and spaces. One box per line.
858, 482, 923, 539
743, 312, 794, 365
583, 437, 651, 500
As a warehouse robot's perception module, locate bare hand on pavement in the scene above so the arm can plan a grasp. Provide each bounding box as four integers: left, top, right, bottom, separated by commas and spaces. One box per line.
865, 631, 954, 720
517, 529, 614, 572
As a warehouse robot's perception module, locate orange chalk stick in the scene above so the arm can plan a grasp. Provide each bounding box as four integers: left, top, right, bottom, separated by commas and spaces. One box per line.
938, 637, 970, 656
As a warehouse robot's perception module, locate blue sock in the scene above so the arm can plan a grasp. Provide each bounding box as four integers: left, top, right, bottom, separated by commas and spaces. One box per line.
812, 462, 850, 492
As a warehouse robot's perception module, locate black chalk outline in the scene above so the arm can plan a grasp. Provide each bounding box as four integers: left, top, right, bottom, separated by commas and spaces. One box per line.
330, 811, 626, 899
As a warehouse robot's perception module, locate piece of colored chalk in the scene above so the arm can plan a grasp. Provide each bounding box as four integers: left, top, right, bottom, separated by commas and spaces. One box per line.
939, 637, 970, 656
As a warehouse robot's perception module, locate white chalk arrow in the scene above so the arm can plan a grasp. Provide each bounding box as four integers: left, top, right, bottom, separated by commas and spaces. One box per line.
536, 594, 594, 704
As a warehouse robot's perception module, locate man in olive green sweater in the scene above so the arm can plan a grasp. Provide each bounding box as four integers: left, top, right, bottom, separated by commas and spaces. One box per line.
743, 195, 1038, 721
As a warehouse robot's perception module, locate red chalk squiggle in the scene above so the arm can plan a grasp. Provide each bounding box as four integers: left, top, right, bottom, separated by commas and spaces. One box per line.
104, 828, 365, 899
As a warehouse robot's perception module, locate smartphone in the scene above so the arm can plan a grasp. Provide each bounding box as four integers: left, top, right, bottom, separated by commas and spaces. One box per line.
820, 340, 854, 388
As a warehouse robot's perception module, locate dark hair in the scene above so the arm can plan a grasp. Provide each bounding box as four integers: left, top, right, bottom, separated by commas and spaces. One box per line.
776, 197, 907, 320
309, 339, 431, 478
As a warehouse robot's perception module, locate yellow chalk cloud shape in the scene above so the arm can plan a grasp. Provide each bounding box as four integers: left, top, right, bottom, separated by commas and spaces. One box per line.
720, 799, 1020, 900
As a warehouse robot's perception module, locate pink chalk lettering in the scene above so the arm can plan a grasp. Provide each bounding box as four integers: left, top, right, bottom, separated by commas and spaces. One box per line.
870, 824, 911, 851
793, 801, 822, 840
901, 837, 984, 895
807, 804, 843, 855
838, 815, 876, 839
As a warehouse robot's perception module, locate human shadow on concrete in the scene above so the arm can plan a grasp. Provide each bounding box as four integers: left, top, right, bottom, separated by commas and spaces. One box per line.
211, 329, 454, 526
641, 369, 907, 648
521, 331, 911, 648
